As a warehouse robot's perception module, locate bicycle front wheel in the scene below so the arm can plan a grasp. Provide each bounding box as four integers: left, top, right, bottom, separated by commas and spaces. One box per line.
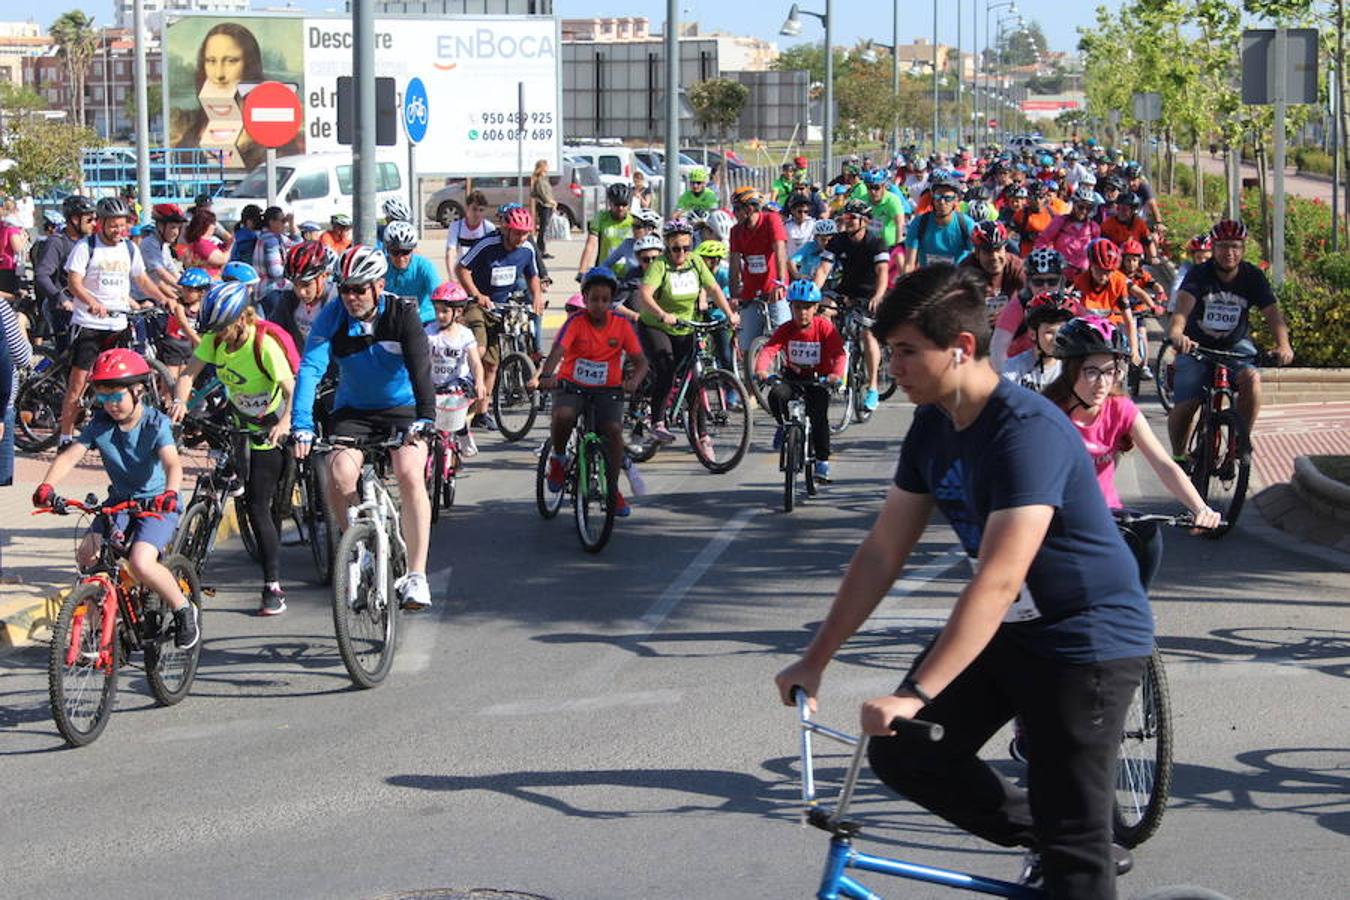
1114, 647, 1173, 847
782, 424, 802, 513
744, 335, 778, 410
850, 354, 873, 425
493, 351, 539, 442
1190, 408, 1250, 537
331, 521, 398, 688
13, 351, 65, 452
535, 438, 565, 519
48, 584, 119, 747
574, 437, 616, 553
144, 555, 202, 707
302, 460, 335, 585
426, 436, 445, 526
1154, 340, 1177, 411
685, 369, 751, 474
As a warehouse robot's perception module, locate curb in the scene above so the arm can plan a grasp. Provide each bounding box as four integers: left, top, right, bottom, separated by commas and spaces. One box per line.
1292, 456, 1350, 524
0, 506, 240, 655
1263, 369, 1350, 405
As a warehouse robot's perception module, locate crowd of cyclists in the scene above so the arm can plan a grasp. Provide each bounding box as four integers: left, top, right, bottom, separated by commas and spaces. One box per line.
0, 135, 1299, 897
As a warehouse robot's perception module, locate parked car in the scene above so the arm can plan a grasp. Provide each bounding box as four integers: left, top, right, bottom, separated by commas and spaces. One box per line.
1004, 134, 1050, 154
422, 158, 603, 229
563, 141, 666, 195
633, 148, 700, 180
678, 146, 756, 181
210, 151, 407, 227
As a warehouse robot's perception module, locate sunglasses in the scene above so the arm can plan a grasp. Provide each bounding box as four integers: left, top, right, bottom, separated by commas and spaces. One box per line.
1030, 277, 1061, 288
388, 249, 412, 257
667, 244, 693, 254
338, 284, 369, 296
638, 253, 662, 264
933, 194, 958, 203
94, 390, 128, 405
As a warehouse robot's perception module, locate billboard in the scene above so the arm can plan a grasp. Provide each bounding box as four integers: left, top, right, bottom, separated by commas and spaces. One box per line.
165, 14, 561, 175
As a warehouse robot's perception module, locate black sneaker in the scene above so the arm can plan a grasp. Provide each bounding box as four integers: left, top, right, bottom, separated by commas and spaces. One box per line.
259, 586, 286, 617
475, 412, 498, 432
1019, 845, 1133, 886
173, 604, 199, 649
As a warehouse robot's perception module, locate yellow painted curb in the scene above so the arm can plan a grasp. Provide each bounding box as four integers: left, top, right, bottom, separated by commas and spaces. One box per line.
0, 586, 69, 651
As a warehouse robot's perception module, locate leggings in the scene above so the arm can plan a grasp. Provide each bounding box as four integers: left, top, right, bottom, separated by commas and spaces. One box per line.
245, 445, 287, 583
639, 325, 693, 425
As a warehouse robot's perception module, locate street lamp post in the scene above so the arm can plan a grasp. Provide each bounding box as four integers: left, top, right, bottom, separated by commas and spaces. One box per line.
994, 13, 1023, 145
781, 2, 834, 179
893, 0, 901, 155
983, 1, 1016, 144
932, 0, 940, 152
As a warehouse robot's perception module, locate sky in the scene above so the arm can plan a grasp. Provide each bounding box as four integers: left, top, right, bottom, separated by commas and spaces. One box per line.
63, 0, 1121, 56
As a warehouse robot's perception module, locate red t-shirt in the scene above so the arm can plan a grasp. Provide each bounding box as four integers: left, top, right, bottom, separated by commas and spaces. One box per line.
1100, 216, 1151, 249
730, 212, 787, 299
557, 312, 642, 389
755, 316, 846, 379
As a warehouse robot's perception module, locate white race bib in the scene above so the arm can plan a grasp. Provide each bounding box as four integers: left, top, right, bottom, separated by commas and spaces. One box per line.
746, 254, 768, 274
973, 557, 1042, 623
490, 265, 517, 287
231, 391, 273, 418
1199, 293, 1243, 336
787, 340, 822, 367
572, 358, 609, 386
668, 269, 699, 297
927, 253, 956, 266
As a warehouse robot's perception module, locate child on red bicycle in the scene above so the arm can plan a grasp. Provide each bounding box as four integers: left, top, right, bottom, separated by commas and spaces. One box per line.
426, 282, 486, 456
1118, 239, 1166, 318
32, 348, 198, 649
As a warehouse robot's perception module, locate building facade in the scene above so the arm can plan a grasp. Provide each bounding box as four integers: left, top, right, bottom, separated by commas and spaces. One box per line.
115, 0, 251, 32
23, 28, 164, 138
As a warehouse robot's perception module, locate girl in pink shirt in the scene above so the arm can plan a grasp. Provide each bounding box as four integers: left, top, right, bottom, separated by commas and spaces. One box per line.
1044, 317, 1219, 584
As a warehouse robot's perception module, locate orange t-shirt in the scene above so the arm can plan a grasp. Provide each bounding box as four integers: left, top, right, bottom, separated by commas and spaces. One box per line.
557, 311, 643, 389
320, 231, 352, 254
1101, 216, 1150, 248
1073, 270, 1131, 324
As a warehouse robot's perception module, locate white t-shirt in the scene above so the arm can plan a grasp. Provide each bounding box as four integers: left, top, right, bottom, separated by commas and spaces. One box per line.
786, 217, 816, 257
65, 236, 146, 331
426, 321, 477, 388
1002, 350, 1061, 393
445, 218, 497, 250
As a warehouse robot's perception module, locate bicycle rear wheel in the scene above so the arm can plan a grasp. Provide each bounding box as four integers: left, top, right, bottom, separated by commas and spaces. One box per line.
686, 369, 751, 474
877, 344, 897, 401
301, 459, 335, 585
574, 437, 616, 553
13, 350, 65, 452
48, 584, 119, 747
782, 424, 802, 512
1114, 647, 1173, 847
331, 521, 398, 688
1189, 408, 1250, 537
144, 555, 202, 707
169, 500, 218, 573
493, 351, 538, 442
1154, 340, 1177, 411
535, 438, 565, 519
745, 334, 779, 410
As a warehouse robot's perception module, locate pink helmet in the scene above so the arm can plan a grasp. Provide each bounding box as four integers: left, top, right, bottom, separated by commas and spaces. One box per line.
431, 281, 469, 306
565, 292, 586, 311
503, 206, 535, 232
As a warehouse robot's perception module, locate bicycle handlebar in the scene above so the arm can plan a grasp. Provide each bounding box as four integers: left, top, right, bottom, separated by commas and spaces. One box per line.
673, 318, 731, 332
791, 686, 944, 744
34, 496, 163, 519
1112, 510, 1229, 530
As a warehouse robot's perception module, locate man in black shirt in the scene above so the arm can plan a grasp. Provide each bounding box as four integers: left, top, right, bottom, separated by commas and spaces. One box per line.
813, 199, 890, 410
35, 196, 97, 350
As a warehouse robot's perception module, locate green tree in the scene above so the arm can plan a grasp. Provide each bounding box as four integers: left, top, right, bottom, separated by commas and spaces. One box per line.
998, 21, 1048, 66
123, 82, 163, 130
50, 10, 98, 128
688, 78, 750, 195
770, 41, 849, 86
0, 84, 100, 195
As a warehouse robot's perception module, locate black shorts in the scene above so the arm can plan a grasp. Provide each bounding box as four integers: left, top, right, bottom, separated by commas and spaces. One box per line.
330, 405, 416, 440
553, 382, 624, 427
70, 325, 132, 371
156, 337, 195, 366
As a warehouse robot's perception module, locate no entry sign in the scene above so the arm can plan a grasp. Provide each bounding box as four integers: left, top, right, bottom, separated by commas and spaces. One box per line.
243, 81, 303, 149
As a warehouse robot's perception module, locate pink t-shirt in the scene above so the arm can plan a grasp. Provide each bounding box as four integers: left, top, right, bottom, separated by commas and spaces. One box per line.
995, 297, 1034, 359
1071, 395, 1139, 510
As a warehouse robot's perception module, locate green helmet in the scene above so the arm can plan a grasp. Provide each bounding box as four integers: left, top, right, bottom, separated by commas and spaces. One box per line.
689, 166, 709, 183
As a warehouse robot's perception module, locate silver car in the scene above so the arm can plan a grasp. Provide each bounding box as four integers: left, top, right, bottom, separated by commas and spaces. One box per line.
422, 159, 604, 229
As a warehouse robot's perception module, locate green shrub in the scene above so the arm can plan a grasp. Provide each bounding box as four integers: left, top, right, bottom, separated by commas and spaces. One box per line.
1293, 147, 1334, 177
1251, 275, 1350, 367
1310, 251, 1350, 291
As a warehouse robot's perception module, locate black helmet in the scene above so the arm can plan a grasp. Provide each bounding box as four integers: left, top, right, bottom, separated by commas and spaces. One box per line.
787, 192, 813, 209
606, 182, 633, 207
840, 199, 872, 219
1117, 191, 1142, 208
62, 195, 97, 218
1053, 316, 1130, 359
95, 197, 131, 220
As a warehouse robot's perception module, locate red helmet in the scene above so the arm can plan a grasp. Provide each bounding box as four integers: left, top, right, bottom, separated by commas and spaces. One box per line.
285, 240, 330, 283
502, 206, 534, 232
151, 203, 187, 223
89, 348, 151, 385
1210, 219, 1248, 242
1087, 238, 1121, 271
1120, 238, 1144, 257
1186, 233, 1213, 252
793, 155, 808, 169
971, 220, 1009, 249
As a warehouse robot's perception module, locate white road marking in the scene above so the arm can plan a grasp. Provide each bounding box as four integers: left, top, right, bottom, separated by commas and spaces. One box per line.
480, 689, 683, 717
391, 562, 455, 674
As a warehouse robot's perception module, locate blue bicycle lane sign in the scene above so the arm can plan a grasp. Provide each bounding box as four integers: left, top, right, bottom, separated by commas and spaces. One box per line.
404, 77, 429, 144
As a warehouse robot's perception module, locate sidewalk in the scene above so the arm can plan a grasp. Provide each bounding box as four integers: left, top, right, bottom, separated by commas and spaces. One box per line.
1249, 401, 1350, 557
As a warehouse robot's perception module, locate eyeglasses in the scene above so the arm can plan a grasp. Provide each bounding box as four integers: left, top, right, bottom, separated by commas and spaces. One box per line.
1081, 364, 1122, 382
1213, 241, 1244, 253
94, 390, 128, 404
667, 244, 693, 254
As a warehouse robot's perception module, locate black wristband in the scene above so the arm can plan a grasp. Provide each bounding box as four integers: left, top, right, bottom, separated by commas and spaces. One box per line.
897, 677, 934, 705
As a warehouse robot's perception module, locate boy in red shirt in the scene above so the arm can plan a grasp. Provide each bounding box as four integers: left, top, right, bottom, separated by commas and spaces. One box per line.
754, 279, 846, 482
535, 266, 648, 516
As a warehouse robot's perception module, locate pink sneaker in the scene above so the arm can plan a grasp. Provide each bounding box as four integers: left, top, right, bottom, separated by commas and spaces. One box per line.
651, 423, 676, 444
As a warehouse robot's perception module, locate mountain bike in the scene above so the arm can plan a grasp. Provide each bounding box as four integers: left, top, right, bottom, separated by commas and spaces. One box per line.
1183, 345, 1253, 537
771, 376, 834, 513
487, 293, 540, 442
323, 433, 410, 688
788, 688, 1232, 899
14, 308, 175, 452
828, 297, 878, 435
38, 497, 202, 748
535, 387, 624, 553
625, 319, 751, 473
741, 293, 786, 410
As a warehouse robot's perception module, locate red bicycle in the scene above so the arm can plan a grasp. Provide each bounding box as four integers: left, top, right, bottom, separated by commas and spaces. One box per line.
1183, 345, 1253, 538
38, 497, 202, 747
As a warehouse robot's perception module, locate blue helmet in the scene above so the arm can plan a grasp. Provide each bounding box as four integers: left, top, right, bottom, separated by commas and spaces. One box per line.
786, 279, 822, 304
42, 209, 66, 229
221, 261, 260, 284
581, 265, 619, 292
199, 281, 252, 332
177, 267, 211, 289
861, 168, 887, 186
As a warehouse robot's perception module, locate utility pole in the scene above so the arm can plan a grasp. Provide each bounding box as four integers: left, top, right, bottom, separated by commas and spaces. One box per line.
664, 0, 679, 216
352, 0, 376, 245
133, 0, 150, 212
932, 0, 939, 151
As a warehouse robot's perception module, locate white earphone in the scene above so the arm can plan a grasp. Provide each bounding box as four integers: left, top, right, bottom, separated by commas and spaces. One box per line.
953, 348, 965, 364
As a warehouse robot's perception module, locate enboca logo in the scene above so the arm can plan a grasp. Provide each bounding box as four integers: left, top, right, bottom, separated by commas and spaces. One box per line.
433, 28, 557, 71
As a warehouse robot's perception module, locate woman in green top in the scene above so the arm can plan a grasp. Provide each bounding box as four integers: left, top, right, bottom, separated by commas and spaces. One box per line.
170, 282, 297, 617
636, 220, 738, 443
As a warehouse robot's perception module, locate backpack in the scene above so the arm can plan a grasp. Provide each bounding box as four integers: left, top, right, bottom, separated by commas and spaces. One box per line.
915, 211, 971, 257
85, 233, 135, 263
0, 223, 20, 270
230, 228, 258, 264
252, 318, 301, 376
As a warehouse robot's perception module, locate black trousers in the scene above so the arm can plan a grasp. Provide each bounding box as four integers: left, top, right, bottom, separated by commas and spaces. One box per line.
536, 205, 553, 257
244, 445, 287, 583
767, 380, 832, 460
868, 631, 1145, 899
639, 325, 693, 424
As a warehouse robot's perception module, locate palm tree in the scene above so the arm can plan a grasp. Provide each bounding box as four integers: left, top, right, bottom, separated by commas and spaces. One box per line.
50, 11, 97, 128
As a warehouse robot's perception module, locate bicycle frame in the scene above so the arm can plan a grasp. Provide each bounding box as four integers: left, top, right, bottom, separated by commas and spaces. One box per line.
349, 455, 408, 615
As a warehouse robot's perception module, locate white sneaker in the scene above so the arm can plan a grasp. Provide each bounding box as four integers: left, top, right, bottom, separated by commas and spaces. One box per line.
623, 456, 647, 496
396, 571, 432, 611
460, 429, 478, 457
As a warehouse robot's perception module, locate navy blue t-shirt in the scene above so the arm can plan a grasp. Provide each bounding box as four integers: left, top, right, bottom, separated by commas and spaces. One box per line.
458, 233, 539, 305
1179, 259, 1276, 349
893, 378, 1153, 663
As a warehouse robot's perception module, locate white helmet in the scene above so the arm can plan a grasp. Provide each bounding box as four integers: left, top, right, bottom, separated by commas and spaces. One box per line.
382, 197, 412, 222
384, 220, 419, 250
338, 244, 388, 287
706, 208, 735, 242
813, 218, 838, 236
633, 208, 663, 228
633, 234, 664, 253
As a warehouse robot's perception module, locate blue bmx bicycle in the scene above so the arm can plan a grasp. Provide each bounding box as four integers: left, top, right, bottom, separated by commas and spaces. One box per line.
790, 688, 1232, 900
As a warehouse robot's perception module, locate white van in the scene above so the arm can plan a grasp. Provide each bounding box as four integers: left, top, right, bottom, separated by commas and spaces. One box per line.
564, 141, 667, 195
211, 151, 407, 226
